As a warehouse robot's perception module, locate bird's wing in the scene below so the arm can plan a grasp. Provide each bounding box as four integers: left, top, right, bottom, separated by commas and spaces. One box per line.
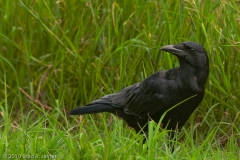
111, 71, 168, 119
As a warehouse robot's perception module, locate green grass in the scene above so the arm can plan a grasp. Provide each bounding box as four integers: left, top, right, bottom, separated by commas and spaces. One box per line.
0, 0, 240, 159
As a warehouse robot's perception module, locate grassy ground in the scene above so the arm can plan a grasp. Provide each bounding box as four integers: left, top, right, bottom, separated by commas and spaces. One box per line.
0, 0, 240, 159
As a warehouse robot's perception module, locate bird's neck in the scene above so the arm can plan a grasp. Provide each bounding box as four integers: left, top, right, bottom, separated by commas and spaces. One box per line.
178, 65, 196, 79
178, 62, 209, 90
196, 65, 209, 88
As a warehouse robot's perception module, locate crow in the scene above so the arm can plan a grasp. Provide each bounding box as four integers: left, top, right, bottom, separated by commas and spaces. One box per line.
70, 41, 209, 150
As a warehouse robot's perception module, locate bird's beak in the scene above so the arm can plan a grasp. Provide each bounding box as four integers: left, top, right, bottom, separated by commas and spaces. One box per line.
160, 44, 187, 57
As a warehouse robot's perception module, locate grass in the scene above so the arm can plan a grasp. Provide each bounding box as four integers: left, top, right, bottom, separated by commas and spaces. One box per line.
0, 0, 240, 159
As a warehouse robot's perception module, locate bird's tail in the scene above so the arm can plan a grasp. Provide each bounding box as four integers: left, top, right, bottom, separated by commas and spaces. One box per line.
70, 104, 115, 115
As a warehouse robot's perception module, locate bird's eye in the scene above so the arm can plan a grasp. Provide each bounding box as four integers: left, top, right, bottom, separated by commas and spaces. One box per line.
188, 48, 194, 54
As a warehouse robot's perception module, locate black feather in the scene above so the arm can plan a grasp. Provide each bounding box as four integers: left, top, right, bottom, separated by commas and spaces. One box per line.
70, 104, 115, 115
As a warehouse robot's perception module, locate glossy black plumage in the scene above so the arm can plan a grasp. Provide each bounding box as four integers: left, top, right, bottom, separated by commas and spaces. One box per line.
70, 41, 209, 149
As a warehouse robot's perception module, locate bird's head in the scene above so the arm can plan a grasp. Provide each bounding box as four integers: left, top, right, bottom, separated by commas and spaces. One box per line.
161, 41, 209, 88
160, 41, 209, 72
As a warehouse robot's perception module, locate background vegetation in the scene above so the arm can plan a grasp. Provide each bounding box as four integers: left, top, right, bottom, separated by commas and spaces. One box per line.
0, 0, 239, 159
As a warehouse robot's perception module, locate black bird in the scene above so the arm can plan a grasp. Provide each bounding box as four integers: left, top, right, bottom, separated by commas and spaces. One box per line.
70, 41, 209, 149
